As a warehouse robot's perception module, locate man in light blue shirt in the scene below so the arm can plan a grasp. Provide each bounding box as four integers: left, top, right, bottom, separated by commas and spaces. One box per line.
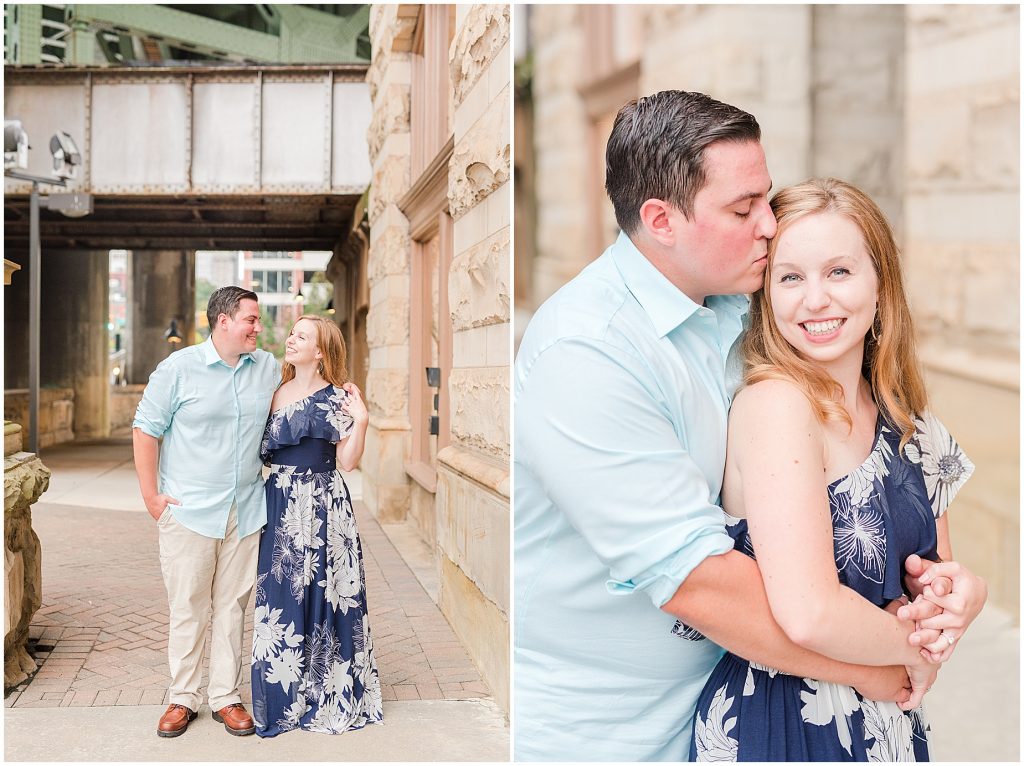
514, 91, 909, 760
133, 286, 280, 738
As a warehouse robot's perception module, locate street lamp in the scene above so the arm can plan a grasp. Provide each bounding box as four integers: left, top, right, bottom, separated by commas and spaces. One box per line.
4, 119, 89, 453
164, 319, 183, 345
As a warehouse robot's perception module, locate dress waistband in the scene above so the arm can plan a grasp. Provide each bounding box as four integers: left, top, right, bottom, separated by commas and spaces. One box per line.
270, 454, 336, 473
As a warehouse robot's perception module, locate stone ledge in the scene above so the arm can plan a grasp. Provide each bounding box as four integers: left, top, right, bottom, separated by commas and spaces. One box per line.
438, 444, 509, 499
919, 345, 1019, 391
368, 415, 412, 432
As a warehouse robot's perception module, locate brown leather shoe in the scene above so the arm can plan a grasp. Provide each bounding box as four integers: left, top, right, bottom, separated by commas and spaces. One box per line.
212, 703, 256, 736
157, 703, 198, 738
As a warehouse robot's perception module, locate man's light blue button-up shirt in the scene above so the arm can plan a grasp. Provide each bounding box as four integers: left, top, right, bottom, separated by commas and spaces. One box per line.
132, 337, 281, 540
514, 232, 748, 762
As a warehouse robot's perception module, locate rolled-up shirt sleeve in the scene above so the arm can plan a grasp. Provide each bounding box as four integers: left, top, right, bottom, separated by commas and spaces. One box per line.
517, 336, 734, 608
132, 359, 180, 439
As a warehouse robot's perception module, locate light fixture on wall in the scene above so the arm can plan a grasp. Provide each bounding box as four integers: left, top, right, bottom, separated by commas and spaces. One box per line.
326, 299, 335, 315
164, 318, 182, 345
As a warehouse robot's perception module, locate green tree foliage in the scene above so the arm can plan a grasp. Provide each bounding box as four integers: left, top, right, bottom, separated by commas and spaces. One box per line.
301, 271, 334, 317
256, 306, 282, 356
195, 277, 218, 339
195, 277, 217, 314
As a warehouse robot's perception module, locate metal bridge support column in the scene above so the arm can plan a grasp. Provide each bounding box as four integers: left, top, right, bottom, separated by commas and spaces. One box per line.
128, 250, 196, 385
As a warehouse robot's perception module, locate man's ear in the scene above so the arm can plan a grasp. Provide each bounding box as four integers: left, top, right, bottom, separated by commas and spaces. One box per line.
638, 198, 676, 247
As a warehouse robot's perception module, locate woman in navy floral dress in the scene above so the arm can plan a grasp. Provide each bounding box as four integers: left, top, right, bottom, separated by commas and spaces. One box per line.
686, 180, 985, 761
251, 314, 383, 737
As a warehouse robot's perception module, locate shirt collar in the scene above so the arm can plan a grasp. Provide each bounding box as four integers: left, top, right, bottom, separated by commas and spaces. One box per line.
609, 231, 702, 337
610, 231, 751, 339
201, 335, 254, 367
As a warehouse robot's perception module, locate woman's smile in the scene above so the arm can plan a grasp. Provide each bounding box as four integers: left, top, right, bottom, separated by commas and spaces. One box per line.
799, 317, 846, 341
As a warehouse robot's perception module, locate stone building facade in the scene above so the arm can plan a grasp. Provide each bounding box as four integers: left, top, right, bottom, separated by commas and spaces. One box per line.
353, 3, 510, 712
517, 5, 1019, 616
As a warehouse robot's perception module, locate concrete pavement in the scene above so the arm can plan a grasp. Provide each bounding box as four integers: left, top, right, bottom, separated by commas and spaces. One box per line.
5, 700, 509, 761
4, 435, 509, 761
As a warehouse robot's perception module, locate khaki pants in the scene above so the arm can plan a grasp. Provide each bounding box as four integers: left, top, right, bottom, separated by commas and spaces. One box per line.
157, 504, 259, 711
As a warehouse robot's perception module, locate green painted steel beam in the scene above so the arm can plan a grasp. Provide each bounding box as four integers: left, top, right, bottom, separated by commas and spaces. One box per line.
69, 4, 281, 60
8, 4, 44, 65
7, 4, 369, 66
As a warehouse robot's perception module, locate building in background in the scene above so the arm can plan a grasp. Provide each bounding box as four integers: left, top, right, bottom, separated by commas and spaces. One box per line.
242, 250, 331, 323
338, 3, 510, 714
516, 4, 1020, 623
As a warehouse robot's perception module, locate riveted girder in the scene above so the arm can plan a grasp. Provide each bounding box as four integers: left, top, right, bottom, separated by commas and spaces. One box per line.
4, 64, 372, 251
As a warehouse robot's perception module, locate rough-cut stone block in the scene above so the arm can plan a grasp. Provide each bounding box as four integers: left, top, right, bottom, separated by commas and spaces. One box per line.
906, 101, 970, 182
970, 99, 1020, 187
4, 389, 75, 450
962, 247, 1019, 336
366, 368, 410, 420
905, 192, 1017, 243
450, 4, 510, 109
4, 423, 22, 456
449, 368, 509, 459
907, 4, 1018, 49
449, 89, 510, 221
368, 227, 412, 284
409, 482, 437, 550
367, 84, 411, 160
5, 452, 50, 688
450, 228, 510, 332
369, 156, 411, 226
903, 243, 963, 332
436, 460, 509, 610
110, 386, 145, 432
907, 22, 1017, 95
375, 484, 412, 524
453, 326, 488, 369
362, 423, 411, 524
438, 556, 509, 716
366, 295, 410, 349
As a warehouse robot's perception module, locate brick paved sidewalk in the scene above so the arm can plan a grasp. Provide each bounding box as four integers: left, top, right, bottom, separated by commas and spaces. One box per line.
7, 496, 489, 710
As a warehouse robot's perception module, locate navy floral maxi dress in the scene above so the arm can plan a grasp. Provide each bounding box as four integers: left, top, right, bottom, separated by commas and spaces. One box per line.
251, 384, 384, 737
685, 411, 974, 762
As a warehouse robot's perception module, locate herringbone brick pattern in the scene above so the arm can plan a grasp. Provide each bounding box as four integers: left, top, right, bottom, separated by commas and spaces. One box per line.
7, 497, 489, 709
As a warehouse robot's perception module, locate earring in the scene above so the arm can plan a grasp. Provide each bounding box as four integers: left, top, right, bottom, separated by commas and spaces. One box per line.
870, 317, 881, 342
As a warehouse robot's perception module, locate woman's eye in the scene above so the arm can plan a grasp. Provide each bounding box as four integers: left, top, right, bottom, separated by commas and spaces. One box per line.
830, 267, 851, 277
779, 273, 799, 283
734, 210, 751, 219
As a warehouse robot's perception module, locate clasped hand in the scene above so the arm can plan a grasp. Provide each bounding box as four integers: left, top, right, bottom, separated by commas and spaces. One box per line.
899, 553, 987, 662
888, 554, 987, 710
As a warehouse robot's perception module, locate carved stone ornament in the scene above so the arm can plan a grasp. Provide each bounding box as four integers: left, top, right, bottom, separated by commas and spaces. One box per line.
4, 441, 51, 689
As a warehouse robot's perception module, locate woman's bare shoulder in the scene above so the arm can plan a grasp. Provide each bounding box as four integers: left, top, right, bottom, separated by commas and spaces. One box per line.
731, 378, 817, 425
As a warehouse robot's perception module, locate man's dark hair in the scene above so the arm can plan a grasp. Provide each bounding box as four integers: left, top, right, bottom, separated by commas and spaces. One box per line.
206, 285, 258, 330
604, 90, 761, 235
